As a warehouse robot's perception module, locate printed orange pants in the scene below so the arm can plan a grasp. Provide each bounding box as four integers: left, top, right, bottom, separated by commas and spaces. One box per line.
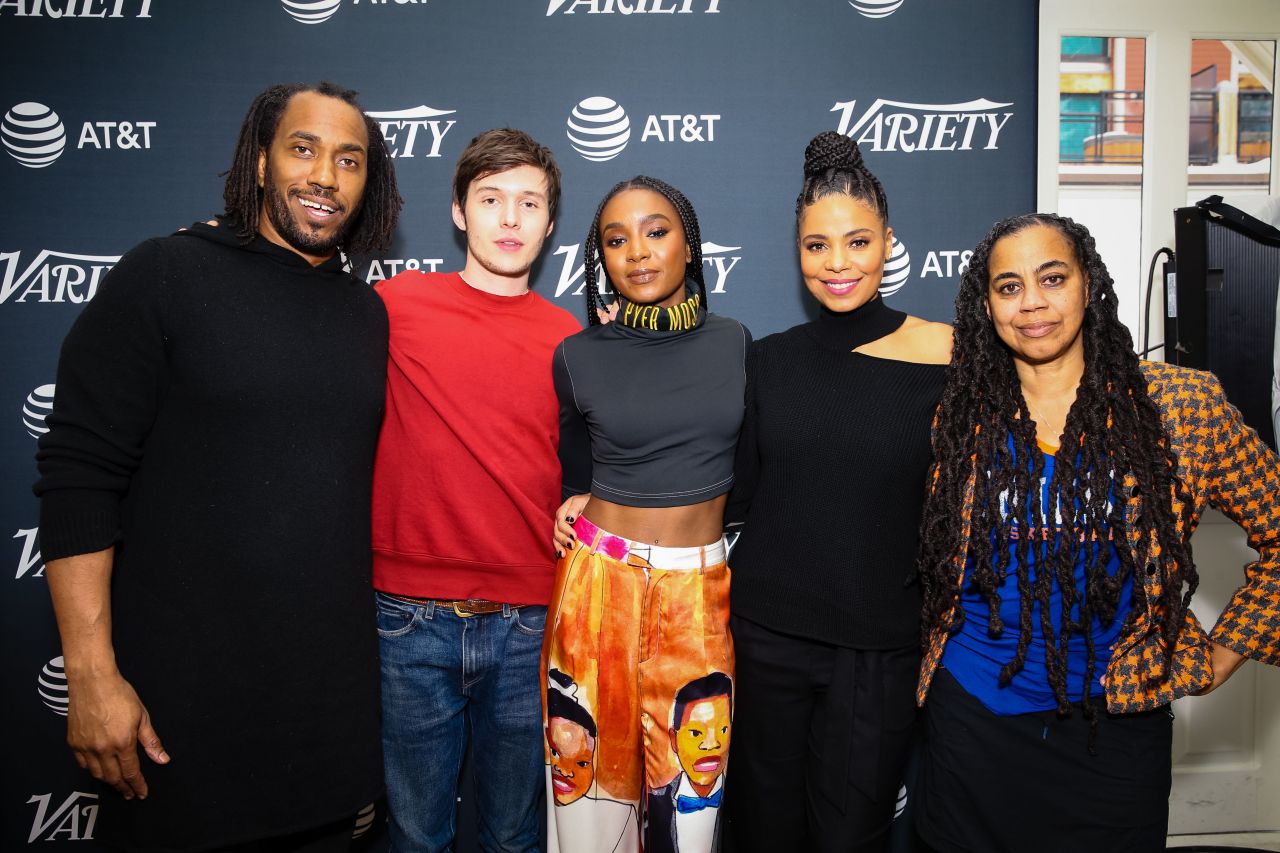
542, 517, 733, 853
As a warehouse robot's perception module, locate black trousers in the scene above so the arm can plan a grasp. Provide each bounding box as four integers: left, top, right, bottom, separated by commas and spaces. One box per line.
915, 668, 1172, 853
723, 615, 920, 853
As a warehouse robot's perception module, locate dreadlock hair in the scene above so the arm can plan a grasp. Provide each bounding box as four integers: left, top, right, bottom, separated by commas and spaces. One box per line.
221, 81, 403, 256
581, 176, 706, 327
917, 213, 1196, 728
796, 131, 889, 230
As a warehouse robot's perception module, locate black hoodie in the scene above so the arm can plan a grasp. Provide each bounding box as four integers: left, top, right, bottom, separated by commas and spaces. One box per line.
35, 221, 388, 851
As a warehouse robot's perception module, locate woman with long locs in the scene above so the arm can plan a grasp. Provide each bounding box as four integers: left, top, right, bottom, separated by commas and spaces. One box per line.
544, 176, 750, 853
722, 131, 952, 852
913, 213, 1280, 852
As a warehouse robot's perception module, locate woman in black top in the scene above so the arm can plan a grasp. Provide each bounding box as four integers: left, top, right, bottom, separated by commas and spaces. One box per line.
545, 177, 750, 853
722, 132, 951, 852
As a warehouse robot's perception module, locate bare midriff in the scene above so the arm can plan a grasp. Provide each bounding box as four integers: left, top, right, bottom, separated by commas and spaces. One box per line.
582, 494, 728, 548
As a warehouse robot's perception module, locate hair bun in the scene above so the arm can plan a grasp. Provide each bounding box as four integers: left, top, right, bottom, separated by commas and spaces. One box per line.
803, 131, 863, 177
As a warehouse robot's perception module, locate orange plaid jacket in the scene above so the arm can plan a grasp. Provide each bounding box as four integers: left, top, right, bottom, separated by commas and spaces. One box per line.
917, 362, 1280, 713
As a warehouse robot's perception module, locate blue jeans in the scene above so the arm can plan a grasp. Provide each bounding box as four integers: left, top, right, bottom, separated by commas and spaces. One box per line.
376, 593, 546, 853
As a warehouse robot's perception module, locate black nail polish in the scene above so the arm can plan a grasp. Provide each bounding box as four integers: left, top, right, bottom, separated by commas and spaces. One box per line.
566, 515, 575, 523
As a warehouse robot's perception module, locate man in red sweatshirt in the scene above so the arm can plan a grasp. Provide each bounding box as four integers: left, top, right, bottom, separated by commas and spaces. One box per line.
371, 128, 582, 852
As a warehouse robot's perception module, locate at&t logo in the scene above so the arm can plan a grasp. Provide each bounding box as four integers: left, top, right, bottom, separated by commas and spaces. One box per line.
364, 257, 445, 282
1, 249, 119, 303
3, 101, 156, 168
2, 103, 65, 168
24, 384, 55, 438
548, 0, 719, 13
0, 0, 152, 17
920, 247, 971, 279
566, 96, 719, 162
39, 655, 70, 716
880, 236, 910, 296
878, 237, 971, 296
280, 0, 341, 23
27, 792, 98, 843
365, 106, 457, 158
282, 0, 427, 22
77, 119, 155, 150
831, 97, 1014, 152
849, 0, 903, 18
551, 240, 741, 298
568, 97, 630, 162
14, 527, 44, 579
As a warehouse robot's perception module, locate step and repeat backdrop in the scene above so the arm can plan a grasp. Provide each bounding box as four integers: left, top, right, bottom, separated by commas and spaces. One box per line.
2, 0, 1035, 848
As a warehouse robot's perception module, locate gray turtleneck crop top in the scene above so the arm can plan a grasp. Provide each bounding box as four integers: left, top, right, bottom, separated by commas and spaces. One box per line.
554, 311, 751, 508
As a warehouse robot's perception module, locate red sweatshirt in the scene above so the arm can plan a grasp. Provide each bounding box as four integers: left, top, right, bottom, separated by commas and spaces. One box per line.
372, 271, 581, 604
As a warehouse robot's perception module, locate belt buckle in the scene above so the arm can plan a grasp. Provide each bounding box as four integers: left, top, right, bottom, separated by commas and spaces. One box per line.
451, 601, 476, 618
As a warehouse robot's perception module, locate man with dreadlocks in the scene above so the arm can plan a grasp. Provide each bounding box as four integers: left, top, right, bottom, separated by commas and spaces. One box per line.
545, 176, 750, 853
35, 82, 402, 851
913, 213, 1280, 853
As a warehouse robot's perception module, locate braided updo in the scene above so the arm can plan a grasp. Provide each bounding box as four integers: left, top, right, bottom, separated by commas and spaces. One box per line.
796, 130, 888, 229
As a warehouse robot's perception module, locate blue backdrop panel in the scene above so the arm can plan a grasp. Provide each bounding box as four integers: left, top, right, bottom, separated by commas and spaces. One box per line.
1, 0, 1036, 848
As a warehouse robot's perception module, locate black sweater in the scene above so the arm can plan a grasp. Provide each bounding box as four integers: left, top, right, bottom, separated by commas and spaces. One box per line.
555, 309, 750, 507
34, 223, 387, 851
726, 317, 945, 649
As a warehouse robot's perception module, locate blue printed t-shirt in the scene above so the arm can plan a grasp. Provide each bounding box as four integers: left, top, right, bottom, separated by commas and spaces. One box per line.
941, 438, 1134, 715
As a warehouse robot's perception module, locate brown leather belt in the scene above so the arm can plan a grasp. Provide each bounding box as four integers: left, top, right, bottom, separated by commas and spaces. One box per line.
384, 593, 519, 618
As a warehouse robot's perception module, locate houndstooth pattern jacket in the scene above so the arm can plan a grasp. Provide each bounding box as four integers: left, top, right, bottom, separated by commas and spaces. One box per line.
917, 361, 1280, 713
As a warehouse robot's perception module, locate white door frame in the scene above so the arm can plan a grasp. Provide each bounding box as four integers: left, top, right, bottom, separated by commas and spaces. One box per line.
1038, 0, 1280, 834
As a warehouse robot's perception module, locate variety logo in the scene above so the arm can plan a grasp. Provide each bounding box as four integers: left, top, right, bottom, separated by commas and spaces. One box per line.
567, 96, 720, 162
0, 0, 153, 17
352, 802, 377, 839
0, 249, 119, 303
567, 97, 631, 162
849, 0, 903, 18
547, 0, 719, 13
2, 101, 156, 168
27, 792, 98, 843
280, 0, 341, 23
24, 384, 55, 438
551, 240, 741, 298
880, 236, 910, 296
365, 106, 457, 158
700, 242, 741, 294
831, 97, 1014, 152
39, 656, 69, 716
2, 102, 66, 168
364, 257, 446, 283
14, 527, 44, 579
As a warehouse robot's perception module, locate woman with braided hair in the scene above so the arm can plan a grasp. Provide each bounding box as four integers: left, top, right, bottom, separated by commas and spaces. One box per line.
913, 213, 1280, 852
722, 131, 951, 851
544, 176, 750, 853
